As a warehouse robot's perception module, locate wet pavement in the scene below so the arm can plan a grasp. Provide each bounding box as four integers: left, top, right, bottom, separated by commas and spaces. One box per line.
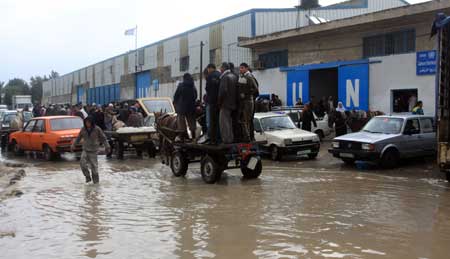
1, 142, 450, 259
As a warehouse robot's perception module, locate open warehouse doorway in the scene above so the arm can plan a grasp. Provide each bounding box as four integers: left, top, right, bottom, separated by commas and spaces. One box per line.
309, 68, 338, 107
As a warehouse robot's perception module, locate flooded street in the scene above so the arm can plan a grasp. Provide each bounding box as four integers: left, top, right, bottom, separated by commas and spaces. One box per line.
1, 144, 450, 259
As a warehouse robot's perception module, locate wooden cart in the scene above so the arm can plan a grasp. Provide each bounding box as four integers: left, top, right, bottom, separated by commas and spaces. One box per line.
106, 130, 158, 159
158, 129, 265, 184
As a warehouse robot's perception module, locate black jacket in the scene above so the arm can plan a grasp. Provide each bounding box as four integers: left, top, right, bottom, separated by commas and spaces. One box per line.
300, 110, 317, 131
173, 79, 198, 115
218, 70, 238, 110
206, 71, 221, 106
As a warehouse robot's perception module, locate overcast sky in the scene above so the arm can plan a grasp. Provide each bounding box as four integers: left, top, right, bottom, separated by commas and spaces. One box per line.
0, 0, 430, 83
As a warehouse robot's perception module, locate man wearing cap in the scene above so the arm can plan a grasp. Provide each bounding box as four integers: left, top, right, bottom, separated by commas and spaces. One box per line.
218, 62, 238, 144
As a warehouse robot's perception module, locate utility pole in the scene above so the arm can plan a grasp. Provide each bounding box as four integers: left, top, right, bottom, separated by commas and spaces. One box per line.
199, 41, 204, 100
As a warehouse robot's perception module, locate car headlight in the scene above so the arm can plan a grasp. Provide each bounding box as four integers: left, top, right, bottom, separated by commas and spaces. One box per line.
362, 143, 375, 151
332, 141, 340, 149
284, 139, 293, 145
313, 135, 320, 142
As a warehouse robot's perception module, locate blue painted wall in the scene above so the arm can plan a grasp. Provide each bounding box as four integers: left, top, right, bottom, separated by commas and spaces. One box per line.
136, 72, 151, 98
284, 60, 370, 110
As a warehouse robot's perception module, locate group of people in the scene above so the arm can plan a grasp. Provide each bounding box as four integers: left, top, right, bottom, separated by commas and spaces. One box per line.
32, 102, 146, 130
173, 62, 259, 144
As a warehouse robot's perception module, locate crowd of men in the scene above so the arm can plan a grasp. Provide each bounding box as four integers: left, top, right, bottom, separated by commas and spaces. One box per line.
173, 62, 259, 144
31, 102, 146, 131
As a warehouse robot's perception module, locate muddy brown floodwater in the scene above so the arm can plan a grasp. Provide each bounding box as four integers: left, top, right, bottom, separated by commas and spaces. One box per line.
1, 144, 450, 259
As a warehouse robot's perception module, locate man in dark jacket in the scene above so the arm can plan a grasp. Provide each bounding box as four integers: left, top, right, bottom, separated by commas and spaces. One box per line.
218, 62, 238, 144
127, 107, 144, 127
300, 103, 317, 132
71, 116, 110, 184
238, 63, 259, 142
173, 73, 198, 141
205, 64, 221, 144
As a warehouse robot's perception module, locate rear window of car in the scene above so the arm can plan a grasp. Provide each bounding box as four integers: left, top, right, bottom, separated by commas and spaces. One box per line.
50, 118, 83, 131
3, 114, 16, 123
142, 99, 174, 114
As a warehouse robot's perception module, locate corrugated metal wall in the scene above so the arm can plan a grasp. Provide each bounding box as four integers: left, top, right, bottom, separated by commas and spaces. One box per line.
222, 13, 253, 66
42, 0, 407, 103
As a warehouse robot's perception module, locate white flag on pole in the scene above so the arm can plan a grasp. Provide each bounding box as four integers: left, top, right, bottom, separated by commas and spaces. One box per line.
124, 27, 136, 36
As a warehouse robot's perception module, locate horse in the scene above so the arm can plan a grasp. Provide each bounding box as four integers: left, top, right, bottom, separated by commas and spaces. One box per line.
154, 111, 179, 165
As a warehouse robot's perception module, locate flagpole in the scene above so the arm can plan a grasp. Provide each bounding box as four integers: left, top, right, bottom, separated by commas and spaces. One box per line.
135, 25, 138, 73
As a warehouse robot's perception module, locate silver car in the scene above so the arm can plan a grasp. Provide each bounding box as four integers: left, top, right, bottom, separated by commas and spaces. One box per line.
328, 115, 436, 168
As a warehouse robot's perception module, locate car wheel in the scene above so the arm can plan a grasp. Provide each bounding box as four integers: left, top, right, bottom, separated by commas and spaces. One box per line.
270, 145, 281, 161
170, 151, 188, 177
381, 149, 399, 169
201, 155, 222, 184
308, 153, 318, 160
241, 156, 262, 179
342, 158, 355, 165
43, 145, 55, 161
11, 140, 24, 156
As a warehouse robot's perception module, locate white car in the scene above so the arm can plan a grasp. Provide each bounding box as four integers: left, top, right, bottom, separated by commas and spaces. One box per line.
276, 109, 332, 140
254, 113, 321, 161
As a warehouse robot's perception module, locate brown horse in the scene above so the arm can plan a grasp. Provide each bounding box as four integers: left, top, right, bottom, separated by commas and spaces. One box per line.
154, 111, 180, 164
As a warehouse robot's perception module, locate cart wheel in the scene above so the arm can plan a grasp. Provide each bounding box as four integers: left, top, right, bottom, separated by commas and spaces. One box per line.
446, 171, 450, 182
170, 151, 188, 177
241, 156, 262, 179
201, 155, 222, 184
11, 140, 24, 156
43, 145, 56, 161
115, 141, 124, 160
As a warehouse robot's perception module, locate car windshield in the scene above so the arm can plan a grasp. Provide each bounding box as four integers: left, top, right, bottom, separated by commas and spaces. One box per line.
3, 114, 16, 123
23, 112, 32, 122
261, 116, 296, 131
142, 100, 174, 114
50, 118, 83, 131
362, 117, 404, 134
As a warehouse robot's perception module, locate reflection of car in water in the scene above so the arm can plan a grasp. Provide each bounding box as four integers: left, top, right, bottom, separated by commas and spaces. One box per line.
329, 115, 437, 168
9, 116, 83, 160
253, 113, 320, 161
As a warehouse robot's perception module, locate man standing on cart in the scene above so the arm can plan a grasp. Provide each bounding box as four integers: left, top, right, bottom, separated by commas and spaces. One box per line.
205, 64, 221, 144
218, 62, 238, 144
238, 63, 259, 142
173, 73, 198, 142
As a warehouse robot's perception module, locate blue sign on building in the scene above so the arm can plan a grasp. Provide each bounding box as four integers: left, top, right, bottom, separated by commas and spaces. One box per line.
417, 50, 437, 76
285, 61, 369, 110
338, 63, 369, 111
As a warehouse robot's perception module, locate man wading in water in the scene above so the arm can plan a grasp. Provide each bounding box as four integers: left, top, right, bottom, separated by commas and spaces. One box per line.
71, 116, 110, 184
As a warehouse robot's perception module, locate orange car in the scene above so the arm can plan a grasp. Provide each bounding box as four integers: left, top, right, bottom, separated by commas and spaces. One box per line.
9, 116, 84, 160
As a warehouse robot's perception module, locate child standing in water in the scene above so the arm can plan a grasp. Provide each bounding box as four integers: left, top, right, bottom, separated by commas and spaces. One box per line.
72, 116, 110, 184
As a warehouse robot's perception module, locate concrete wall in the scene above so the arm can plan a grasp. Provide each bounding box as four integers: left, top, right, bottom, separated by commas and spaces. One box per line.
369, 53, 435, 115
253, 68, 287, 103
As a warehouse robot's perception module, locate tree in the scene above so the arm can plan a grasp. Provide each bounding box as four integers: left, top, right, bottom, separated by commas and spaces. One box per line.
3, 78, 31, 106
30, 76, 45, 104
49, 70, 59, 79
0, 81, 4, 104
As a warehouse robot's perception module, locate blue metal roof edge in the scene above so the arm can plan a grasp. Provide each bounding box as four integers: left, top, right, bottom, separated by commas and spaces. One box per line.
279, 59, 370, 71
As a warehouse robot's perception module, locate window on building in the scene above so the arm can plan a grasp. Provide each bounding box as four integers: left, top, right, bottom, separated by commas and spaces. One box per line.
258, 50, 288, 69
392, 89, 418, 113
180, 56, 189, 72
363, 30, 415, 58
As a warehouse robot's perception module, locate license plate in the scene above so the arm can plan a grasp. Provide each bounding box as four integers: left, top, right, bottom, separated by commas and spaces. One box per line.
340, 153, 355, 158
247, 157, 258, 170
297, 150, 311, 156
130, 135, 148, 142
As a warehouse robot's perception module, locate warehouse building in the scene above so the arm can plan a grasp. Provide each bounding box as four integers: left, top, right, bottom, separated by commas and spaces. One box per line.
240, 1, 449, 116
42, 0, 407, 105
